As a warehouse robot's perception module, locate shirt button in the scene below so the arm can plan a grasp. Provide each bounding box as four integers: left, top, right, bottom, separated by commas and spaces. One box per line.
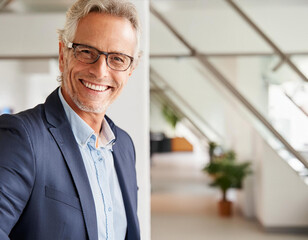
108, 207, 112, 212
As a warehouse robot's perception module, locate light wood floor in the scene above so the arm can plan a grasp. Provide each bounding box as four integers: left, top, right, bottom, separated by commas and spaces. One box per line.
150, 152, 308, 240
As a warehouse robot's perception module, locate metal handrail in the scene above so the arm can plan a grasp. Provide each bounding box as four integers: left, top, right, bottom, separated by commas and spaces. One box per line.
150, 3, 308, 168
0, 0, 13, 11
284, 91, 308, 118
151, 92, 209, 146
225, 0, 308, 82
150, 79, 211, 144
151, 52, 308, 58
150, 68, 222, 141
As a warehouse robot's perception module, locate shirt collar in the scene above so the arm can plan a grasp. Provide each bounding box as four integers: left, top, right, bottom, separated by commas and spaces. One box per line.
100, 118, 116, 148
58, 88, 115, 149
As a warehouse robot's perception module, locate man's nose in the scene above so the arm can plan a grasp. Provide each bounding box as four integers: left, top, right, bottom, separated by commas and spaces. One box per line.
89, 55, 110, 77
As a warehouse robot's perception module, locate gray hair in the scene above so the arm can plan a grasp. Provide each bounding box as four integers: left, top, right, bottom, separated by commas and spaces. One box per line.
58, 0, 141, 58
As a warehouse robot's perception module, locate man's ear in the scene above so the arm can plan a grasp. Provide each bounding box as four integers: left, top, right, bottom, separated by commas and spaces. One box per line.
59, 41, 65, 73
128, 51, 142, 77
128, 64, 136, 77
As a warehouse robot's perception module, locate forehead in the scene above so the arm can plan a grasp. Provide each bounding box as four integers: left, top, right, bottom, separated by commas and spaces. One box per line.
73, 12, 137, 55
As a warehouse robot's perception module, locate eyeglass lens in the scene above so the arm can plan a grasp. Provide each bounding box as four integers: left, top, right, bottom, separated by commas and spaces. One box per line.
74, 45, 132, 71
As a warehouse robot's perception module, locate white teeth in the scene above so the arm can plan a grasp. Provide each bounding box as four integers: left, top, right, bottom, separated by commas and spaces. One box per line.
82, 80, 108, 92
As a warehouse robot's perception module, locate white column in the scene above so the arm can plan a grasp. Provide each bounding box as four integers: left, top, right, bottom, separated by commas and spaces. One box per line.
107, 1, 151, 239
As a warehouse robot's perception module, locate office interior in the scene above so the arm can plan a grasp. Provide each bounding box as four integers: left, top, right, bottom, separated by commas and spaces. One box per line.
1, 0, 308, 239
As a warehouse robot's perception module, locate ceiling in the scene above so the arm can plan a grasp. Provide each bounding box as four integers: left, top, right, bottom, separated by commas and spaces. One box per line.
1, 0, 74, 12
2, 0, 308, 13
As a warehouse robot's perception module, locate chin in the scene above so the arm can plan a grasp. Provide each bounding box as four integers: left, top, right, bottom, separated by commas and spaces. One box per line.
75, 99, 108, 114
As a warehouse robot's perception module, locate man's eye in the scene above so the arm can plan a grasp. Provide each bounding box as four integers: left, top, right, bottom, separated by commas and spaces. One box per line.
80, 49, 92, 54
112, 56, 125, 63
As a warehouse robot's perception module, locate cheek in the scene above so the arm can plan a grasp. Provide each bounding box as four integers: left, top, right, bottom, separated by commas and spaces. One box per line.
65, 60, 82, 82
62, 56, 72, 77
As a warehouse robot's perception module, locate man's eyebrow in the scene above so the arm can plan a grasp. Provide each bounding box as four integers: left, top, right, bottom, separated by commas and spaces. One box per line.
73, 42, 133, 57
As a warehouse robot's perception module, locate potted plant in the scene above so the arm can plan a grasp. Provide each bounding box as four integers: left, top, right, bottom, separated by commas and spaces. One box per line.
162, 104, 180, 129
208, 141, 217, 163
203, 147, 252, 217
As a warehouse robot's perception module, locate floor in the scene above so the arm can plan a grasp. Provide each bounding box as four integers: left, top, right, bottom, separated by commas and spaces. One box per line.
150, 152, 308, 240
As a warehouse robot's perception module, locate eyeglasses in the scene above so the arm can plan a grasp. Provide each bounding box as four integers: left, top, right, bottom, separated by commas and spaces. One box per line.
67, 42, 134, 71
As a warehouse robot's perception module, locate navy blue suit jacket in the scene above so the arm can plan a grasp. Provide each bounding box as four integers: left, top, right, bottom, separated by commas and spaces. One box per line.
0, 88, 140, 240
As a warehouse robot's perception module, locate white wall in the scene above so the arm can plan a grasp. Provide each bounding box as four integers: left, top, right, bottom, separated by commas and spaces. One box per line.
210, 57, 308, 227
255, 133, 308, 228
0, 13, 64, 56
0, 1, 151, 239
0, 61, 23, 111
108, 1, 150, 239
211, 56, 308, 227
0, 59, 60, 113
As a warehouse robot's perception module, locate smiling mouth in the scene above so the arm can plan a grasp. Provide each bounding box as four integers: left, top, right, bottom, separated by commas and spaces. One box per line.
80, 79, 111, 92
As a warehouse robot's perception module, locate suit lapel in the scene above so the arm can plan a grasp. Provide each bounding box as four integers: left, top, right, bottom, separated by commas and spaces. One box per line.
105, 116, 139, 239
113, 144, 139, 239
44, 89, 98, 240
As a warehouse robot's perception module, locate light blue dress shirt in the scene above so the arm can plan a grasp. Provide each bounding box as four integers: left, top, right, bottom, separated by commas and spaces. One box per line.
58, 88, 127, 240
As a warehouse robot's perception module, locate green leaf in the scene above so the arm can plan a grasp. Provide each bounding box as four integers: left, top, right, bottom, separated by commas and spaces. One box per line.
202, 148, 252, 200
162, 104, 180, 129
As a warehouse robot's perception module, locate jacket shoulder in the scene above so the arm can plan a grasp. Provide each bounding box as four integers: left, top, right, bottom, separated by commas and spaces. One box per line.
0, 110, 40, 236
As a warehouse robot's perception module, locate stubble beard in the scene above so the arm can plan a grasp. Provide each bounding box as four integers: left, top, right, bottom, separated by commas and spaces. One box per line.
62, 72, 109, 114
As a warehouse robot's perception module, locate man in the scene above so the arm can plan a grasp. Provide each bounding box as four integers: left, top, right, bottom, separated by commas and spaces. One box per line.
0, 0, 141, 239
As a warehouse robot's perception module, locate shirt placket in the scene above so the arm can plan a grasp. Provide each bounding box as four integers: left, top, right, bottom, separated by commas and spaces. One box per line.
88, 135, 114, 240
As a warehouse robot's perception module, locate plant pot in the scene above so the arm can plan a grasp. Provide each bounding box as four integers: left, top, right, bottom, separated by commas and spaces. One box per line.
218, 200, 232, 217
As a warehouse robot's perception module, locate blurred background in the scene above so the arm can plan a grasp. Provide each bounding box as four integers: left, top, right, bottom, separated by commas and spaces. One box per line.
150, 1, 308, 239
1, 0, 308, 239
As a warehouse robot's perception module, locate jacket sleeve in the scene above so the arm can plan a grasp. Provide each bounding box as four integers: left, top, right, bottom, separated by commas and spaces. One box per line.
0, 115, 36, 239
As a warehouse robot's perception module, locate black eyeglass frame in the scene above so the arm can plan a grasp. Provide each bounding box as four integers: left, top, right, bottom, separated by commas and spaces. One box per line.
67, 42, 134, 72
